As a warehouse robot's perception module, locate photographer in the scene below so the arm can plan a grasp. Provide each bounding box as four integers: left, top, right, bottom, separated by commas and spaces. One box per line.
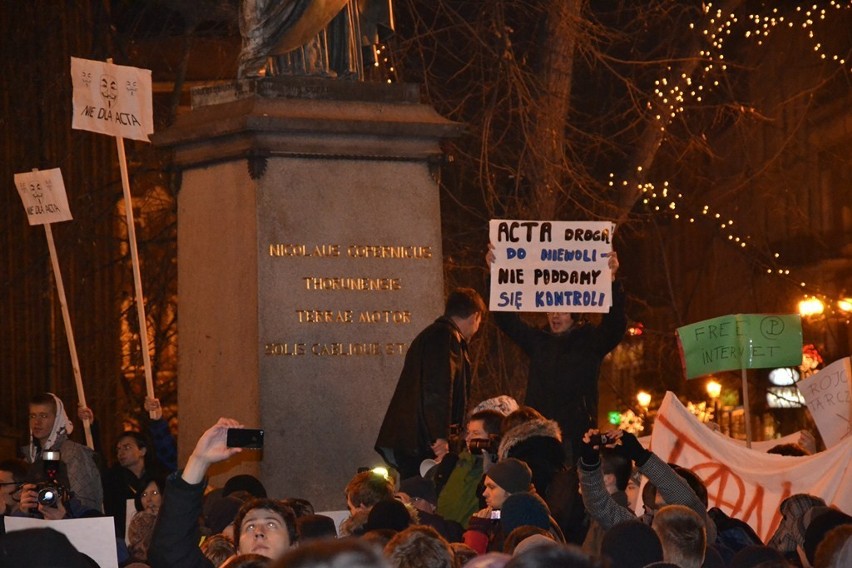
435, 409, 503, 527
24, 393, 102, 513
13, 452, 100, 521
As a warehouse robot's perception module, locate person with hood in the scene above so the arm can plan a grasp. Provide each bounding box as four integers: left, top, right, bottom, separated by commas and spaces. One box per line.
24, 393, 102, 513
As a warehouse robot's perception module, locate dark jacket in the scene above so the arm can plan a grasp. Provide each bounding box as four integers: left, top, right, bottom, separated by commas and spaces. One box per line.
493, 280, 627, 456
498, 417, 566, 497
375, 317, 472, 467
149, 472, 212, 568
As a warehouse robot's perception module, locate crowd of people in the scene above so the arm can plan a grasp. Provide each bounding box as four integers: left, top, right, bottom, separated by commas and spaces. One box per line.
0, 249, 850, 567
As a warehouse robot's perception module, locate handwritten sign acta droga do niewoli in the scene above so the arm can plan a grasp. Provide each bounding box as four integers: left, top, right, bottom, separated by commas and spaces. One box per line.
489, 220, 615, 313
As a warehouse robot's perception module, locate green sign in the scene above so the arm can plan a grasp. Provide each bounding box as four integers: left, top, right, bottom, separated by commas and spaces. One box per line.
676, 314, 803, 379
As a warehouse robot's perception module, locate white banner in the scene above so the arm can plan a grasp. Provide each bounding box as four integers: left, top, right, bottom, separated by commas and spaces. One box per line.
797, 357, 852, 448
4, 516, 118, 568
650, 391, 852, 543
71, 57, 153, 142
489, 219, 614, 312
13, 168, 73, 226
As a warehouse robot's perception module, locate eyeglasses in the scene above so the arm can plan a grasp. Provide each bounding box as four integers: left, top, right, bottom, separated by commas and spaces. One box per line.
0, 482, 22, 492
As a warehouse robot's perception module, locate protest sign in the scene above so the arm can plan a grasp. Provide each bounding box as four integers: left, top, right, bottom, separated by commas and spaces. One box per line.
488, 219, 614, 312
650, 391, 852, 543
797, 357, 852, 448
677, 314, 802, 379
4, 516, 118, 568
71, 57, 153, 142
13, 168, 72, 226
70, 57, 158, 412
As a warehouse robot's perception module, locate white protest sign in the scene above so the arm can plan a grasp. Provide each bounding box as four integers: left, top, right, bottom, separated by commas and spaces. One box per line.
4, 516, 118, 568
489, 219, 614, 312
797, 357, 852, 448
13, 168, 72, 225
71, 57, 153, 142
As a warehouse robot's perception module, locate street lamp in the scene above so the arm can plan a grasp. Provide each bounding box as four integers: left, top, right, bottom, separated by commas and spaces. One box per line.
798, 297, 825, 317
706, 379, 721, 430
637, 391, 652, 410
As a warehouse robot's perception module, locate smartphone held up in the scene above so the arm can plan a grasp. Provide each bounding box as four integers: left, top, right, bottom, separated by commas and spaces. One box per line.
226, 428, 264, 449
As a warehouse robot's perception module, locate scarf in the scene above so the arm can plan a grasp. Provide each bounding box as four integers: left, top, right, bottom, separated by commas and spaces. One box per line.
28, 392, 73, 461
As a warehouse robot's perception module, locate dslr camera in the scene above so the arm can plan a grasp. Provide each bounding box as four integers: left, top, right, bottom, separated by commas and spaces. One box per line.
467, 435, 500, 462
31, 450, 67, 509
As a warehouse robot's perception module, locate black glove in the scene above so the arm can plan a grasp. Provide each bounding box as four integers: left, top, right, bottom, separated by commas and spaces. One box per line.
613, 431, 652, 467
578, 435, 601, 469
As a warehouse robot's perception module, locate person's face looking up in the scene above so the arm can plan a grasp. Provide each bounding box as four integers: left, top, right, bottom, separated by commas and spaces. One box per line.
482, 476, 510, 510
29, 403, 57, 445
547, 312, 574, 334
140, 480, 161, 515
238, 508, 290, 558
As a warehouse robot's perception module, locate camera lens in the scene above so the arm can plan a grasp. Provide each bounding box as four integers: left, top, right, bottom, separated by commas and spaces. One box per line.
37, 486, 58, 506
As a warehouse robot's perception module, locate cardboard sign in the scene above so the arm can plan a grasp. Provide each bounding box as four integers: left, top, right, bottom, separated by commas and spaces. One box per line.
797, 357, 852, 448
677, 314, 802, 379
489, 219, 614, 312
13, 168, 73, 226
71, 57, 153, 142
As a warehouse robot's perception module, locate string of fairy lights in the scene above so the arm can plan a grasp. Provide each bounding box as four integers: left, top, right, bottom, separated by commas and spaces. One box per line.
610, 1, 852, 320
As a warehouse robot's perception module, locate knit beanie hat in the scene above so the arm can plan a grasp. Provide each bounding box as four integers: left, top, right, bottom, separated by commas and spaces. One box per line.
486, 458, 532, 494
472, 396, 520, 417
600, 520, 663, 568
500, 492, 551, 535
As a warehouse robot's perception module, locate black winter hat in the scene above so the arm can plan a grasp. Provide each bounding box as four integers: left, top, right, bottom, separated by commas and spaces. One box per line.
500, 491, 551, 535
486, 458, 532, 494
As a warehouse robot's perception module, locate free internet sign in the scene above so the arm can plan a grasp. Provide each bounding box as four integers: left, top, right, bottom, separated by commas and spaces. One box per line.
677, 314, 803, 379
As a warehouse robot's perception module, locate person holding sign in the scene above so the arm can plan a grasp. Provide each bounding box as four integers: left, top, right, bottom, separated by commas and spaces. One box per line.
375, 288, 487, 480
487, 247, 626, 462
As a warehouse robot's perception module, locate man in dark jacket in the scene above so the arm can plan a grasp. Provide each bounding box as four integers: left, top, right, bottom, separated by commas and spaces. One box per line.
487, 250, 626, 462
375, 288, 487, 479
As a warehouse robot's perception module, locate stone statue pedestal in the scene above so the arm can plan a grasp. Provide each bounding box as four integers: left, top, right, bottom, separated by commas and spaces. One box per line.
155, 77, 460, 509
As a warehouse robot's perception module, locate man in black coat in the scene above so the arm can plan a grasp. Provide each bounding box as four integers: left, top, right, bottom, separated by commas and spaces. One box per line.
488, 250, 627, 462
375, 288, 487, 479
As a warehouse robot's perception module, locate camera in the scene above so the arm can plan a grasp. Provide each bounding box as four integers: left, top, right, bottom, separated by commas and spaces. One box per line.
30, 449, 67, 509
35, 482, 65, 507
467, 436, 500, 462
589, 433, 611, 447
